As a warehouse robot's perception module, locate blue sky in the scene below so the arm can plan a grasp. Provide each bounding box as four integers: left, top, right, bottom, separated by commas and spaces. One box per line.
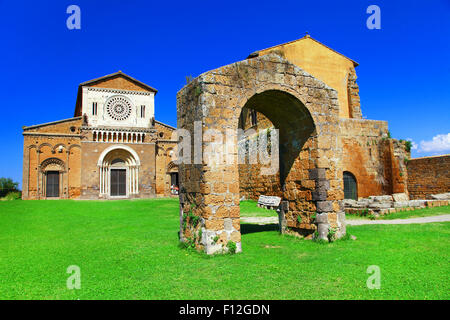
1, 0, 449, 187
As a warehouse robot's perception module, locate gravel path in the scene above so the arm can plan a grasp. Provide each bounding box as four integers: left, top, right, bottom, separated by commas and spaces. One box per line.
346, 214, 450, 226
240, 214, 450, 226
240, 217, 278, 224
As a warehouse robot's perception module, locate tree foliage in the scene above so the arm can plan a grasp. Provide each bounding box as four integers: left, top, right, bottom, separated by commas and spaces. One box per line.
0, 178, 19, 198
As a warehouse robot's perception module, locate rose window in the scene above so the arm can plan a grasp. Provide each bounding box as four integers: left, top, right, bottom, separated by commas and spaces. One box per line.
106, 96, 132, 121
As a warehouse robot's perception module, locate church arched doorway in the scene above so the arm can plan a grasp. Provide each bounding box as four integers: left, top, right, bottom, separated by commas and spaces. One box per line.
40, 157, 65, 198
97, 145, 140, 198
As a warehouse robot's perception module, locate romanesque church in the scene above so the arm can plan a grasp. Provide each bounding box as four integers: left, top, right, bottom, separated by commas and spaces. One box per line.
22, 71, 178, 199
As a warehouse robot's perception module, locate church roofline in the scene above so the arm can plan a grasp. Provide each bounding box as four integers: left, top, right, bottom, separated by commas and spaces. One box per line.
22, 116, 82, 131
155, 120, 176, 130
74, 71, 158, 117
247, 35, 359, 67
78, 70, 158, 93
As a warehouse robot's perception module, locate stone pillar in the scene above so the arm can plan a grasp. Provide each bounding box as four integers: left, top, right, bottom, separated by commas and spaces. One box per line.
106, 167, 109, 196
309, 168, 332, 241
22, 145, 30, 199
136, 167, 139, 193
66, 150, 70, 199
36, 150, 41, 199
278, 201, 288, 233
99, 166, 103, 195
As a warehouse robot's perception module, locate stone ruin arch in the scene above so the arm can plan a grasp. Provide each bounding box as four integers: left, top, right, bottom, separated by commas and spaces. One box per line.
177, 53, 346, 254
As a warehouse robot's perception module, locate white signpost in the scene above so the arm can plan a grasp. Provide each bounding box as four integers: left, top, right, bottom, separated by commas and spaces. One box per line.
257, 195, 282, 210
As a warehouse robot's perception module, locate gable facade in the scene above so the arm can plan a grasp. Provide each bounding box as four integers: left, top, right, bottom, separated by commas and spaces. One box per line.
22, 72, 177, 200
254, 35, 361, 119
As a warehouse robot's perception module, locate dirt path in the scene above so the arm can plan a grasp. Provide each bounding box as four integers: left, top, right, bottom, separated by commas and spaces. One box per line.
240, 214, 450, 225
240, 217, 278, 224
346, 214, 450, 226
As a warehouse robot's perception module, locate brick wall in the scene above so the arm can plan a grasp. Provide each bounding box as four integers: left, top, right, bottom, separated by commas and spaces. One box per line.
339, 119, 409, 198
22, 118, 82, 200
407, 155, 450, 199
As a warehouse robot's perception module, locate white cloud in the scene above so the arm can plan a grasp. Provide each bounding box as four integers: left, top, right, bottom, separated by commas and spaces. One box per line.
418, 133, 450, 153
406, 138, 418, 150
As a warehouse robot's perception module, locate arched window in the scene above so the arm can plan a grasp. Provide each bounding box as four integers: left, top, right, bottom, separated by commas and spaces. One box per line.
343, 171, 358, 200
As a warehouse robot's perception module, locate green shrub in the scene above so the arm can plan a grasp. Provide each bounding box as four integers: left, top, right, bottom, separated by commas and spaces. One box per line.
3, 191, 21, 200
227, 241, 237, 254
327, 227, 338, 242
404, 140, 412, 153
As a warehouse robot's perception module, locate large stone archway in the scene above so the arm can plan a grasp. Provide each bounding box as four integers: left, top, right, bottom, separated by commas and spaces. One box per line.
177, 53, 345, 254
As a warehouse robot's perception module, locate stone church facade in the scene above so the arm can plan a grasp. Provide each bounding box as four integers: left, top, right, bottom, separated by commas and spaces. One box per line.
22, 71, 178, 200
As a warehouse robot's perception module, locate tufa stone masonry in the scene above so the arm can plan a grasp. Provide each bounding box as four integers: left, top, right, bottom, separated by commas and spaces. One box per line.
177, 36, 413, 254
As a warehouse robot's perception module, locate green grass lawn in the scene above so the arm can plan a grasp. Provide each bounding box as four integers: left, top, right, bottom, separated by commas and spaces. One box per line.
346, 205, 450, 220
0, 199, 448, 300
239, 200, 278, 217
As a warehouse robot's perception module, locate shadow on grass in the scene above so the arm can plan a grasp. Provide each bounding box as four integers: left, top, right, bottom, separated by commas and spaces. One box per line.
241, 223, 279, 235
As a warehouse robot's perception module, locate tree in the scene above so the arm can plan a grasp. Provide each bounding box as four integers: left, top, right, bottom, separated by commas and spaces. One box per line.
0, 178, 19, 198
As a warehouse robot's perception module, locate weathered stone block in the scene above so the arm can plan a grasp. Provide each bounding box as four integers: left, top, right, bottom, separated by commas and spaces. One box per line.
316, 201, 333, 212
308, 168, 326, 180
224, 218, 233, 231
430, 193, 450, 200
316, 180, 330, 191
312, 191, 327, 201
369, 195, 393, 202
317, 222, 329, 240
368, 202, 392, 209
315, 212, 328, 224
392, 193, 409, 202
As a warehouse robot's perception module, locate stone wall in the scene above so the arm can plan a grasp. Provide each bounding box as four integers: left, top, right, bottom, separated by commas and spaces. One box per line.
347, 68, 362, 119
237, 115, 410, 202
407, 155, 450, 199
339, 119, 409, 198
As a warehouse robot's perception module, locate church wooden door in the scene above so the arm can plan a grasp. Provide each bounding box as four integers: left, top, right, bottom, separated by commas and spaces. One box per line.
46, 171, 60, 198
111, 169, 126, 196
